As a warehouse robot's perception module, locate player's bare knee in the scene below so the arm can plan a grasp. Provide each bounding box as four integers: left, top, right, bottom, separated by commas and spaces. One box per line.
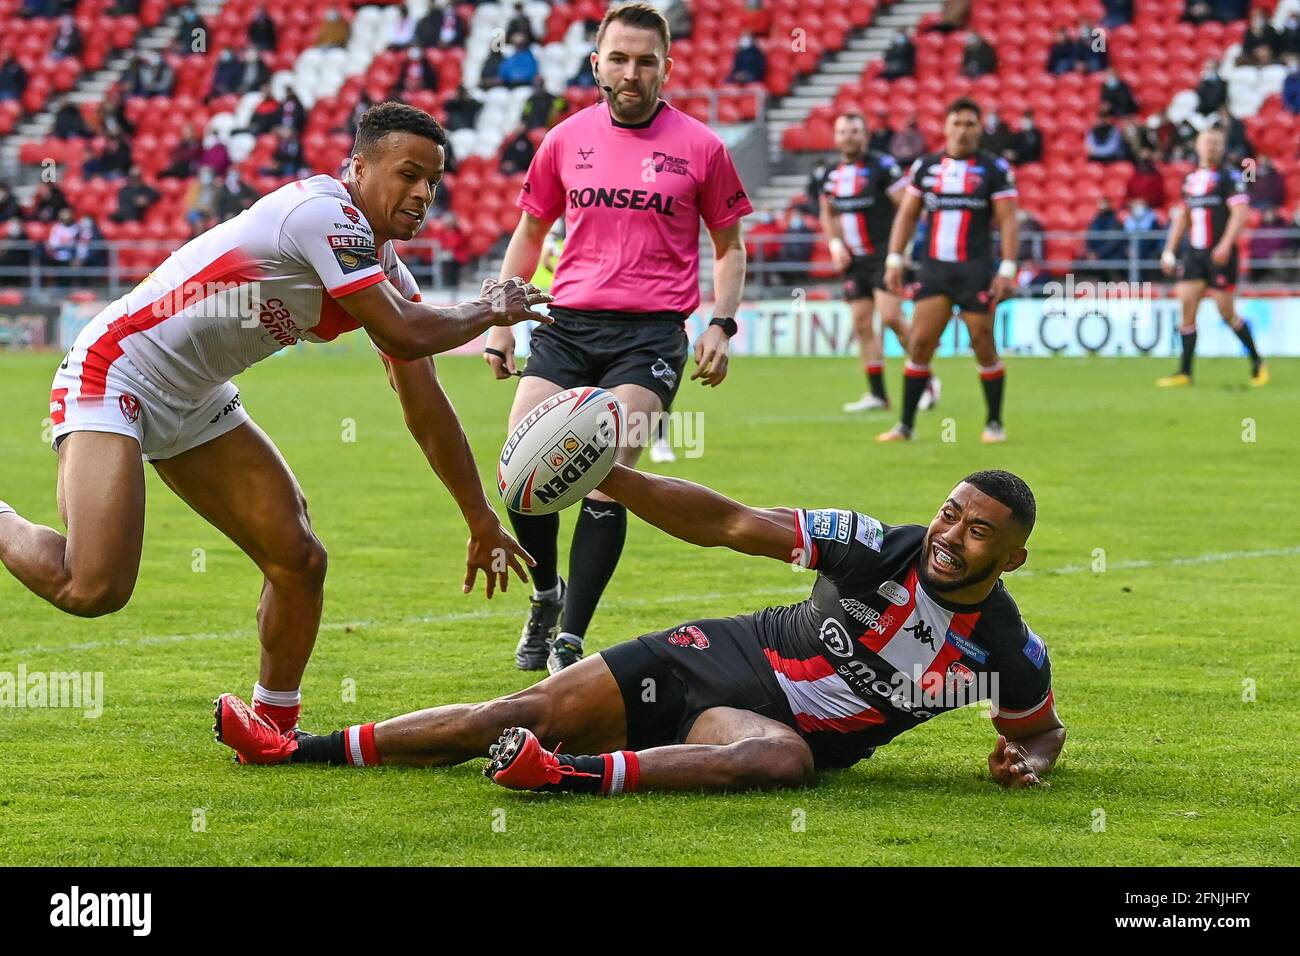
480, 688, 549, 739
266, 532, 328, 591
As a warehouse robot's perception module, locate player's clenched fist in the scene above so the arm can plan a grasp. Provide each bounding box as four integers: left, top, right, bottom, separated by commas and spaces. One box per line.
481, 277, 554, 327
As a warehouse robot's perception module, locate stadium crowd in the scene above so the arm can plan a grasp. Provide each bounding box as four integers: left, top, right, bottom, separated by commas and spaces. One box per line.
0, 0, 1298, 290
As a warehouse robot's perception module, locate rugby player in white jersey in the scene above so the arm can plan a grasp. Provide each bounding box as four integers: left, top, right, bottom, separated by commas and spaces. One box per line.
0, 103, 550, 734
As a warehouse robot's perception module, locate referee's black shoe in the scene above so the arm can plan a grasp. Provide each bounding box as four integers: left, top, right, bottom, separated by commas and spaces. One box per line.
516, 579, 565, 671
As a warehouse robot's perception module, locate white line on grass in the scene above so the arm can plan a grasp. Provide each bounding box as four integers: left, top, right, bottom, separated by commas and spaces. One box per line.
5, 544, 1298, 657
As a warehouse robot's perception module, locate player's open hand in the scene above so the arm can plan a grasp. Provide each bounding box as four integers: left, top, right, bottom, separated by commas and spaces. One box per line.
691, 324, 730, 387
884, 264, 904, 295
483, 277, 554, 327
988, 734, 1045, 789
464, 519, 534, 599
483, 326, 518, 378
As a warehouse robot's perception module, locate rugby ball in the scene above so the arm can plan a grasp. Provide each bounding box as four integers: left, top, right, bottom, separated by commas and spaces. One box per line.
497, 387, 625, 515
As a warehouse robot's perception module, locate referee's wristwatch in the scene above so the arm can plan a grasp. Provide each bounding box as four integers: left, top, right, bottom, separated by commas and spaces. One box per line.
709, 316, 738, 338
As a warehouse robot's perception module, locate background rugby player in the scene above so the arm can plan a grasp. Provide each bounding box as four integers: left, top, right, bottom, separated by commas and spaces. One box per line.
819, 111, 937, 414
879, 98, 1019, 444
1157, 126, 1267, 388
214, 468, 1064, 796
483, 2, 752, 675
0, 103, 548, 735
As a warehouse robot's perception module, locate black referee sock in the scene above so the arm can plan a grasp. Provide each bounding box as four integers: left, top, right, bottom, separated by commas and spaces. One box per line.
508, 509, 559, 592
563, 498, 627, 639
899, 364, 930, 431
1231, 320, 1261, 369
290, 730, 347, 765
1179, 328, 1197, 376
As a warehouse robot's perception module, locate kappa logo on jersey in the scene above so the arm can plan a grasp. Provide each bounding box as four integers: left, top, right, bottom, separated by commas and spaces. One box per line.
819, 617, 854, 657
652, 151, 689, 175
877, 580, 910, 606
118, 393, 141, 424
1023, 628, 1047, 669
668, 625, 709, 649
854, 513, 883, 552
904, 619, 935, 649
339, 203, 361, 224
807, 509, 853, 545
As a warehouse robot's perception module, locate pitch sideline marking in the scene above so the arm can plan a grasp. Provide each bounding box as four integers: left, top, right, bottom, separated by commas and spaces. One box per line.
5, 544, 1298, 657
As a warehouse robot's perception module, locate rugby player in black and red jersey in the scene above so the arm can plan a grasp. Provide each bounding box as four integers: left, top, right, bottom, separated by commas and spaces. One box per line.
213, 467, 1064, 795
820, 111, 938, 414
879, 98, 1020, 444
1157, 126, 1268, 388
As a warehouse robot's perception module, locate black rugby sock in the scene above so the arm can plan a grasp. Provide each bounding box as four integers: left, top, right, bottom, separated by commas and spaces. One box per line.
899, 362, 930, 431
508, 509, 559, 591
978, 363, 1005, 425
1231, 321, 1261, 368
1179, 328, 1197, 376
563, 498, 627, 638
290, 730, 347, 765
866, 361, 886, 400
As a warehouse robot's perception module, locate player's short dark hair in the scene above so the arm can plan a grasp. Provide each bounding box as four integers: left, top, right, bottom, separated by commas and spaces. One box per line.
946, 96, 982, 119
837, 110, 867, 126
597, 1, 671, 53
961, 469, 1036, 532
353, 101, 447, 157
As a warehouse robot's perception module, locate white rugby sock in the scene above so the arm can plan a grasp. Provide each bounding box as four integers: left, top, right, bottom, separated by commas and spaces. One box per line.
252, 683, 301, 708
533, 580, 562, 602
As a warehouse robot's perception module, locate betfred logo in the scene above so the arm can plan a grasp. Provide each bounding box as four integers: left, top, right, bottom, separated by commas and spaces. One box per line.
118, 393, 141, 424
668, 625, 709, 649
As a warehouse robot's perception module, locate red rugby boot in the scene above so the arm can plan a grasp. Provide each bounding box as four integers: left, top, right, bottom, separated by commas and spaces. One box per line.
213, 693, 299, 765
484, 727, 600, 791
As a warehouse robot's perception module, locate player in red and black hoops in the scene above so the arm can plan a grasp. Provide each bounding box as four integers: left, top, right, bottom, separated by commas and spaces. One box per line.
819, 111, 938, 414
878, 97, 1019, 443
214, 467, 1064, 796
1157, 126, 1267, 388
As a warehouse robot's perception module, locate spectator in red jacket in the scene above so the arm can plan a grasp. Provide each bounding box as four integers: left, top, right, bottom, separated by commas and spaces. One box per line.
1123, 148, 1166, 209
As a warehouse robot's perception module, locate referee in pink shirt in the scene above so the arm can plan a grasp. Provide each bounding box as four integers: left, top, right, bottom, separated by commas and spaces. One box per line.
484, 2, 752, 675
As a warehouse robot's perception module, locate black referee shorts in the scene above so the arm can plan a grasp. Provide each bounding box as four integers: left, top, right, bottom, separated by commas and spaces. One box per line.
1178, 248, 1239, 290
523, 306, 690, 408
599, 616, 798, 750
914, 258, 996, 314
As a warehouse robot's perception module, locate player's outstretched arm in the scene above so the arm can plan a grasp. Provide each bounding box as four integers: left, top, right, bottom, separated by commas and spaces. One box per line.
337, 276, 552, 361
599, 463, 795, 562
381, 355, 532, 599
988, 702, 1065, 789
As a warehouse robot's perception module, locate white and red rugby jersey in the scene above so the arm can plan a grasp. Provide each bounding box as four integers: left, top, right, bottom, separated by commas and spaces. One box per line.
72, 175, 420, 404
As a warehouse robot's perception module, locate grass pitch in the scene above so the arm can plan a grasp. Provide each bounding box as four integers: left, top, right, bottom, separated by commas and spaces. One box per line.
1, 345, 1296, 865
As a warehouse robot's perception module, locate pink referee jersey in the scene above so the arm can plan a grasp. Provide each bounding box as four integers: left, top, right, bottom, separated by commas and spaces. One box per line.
517, 99, 753, 315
